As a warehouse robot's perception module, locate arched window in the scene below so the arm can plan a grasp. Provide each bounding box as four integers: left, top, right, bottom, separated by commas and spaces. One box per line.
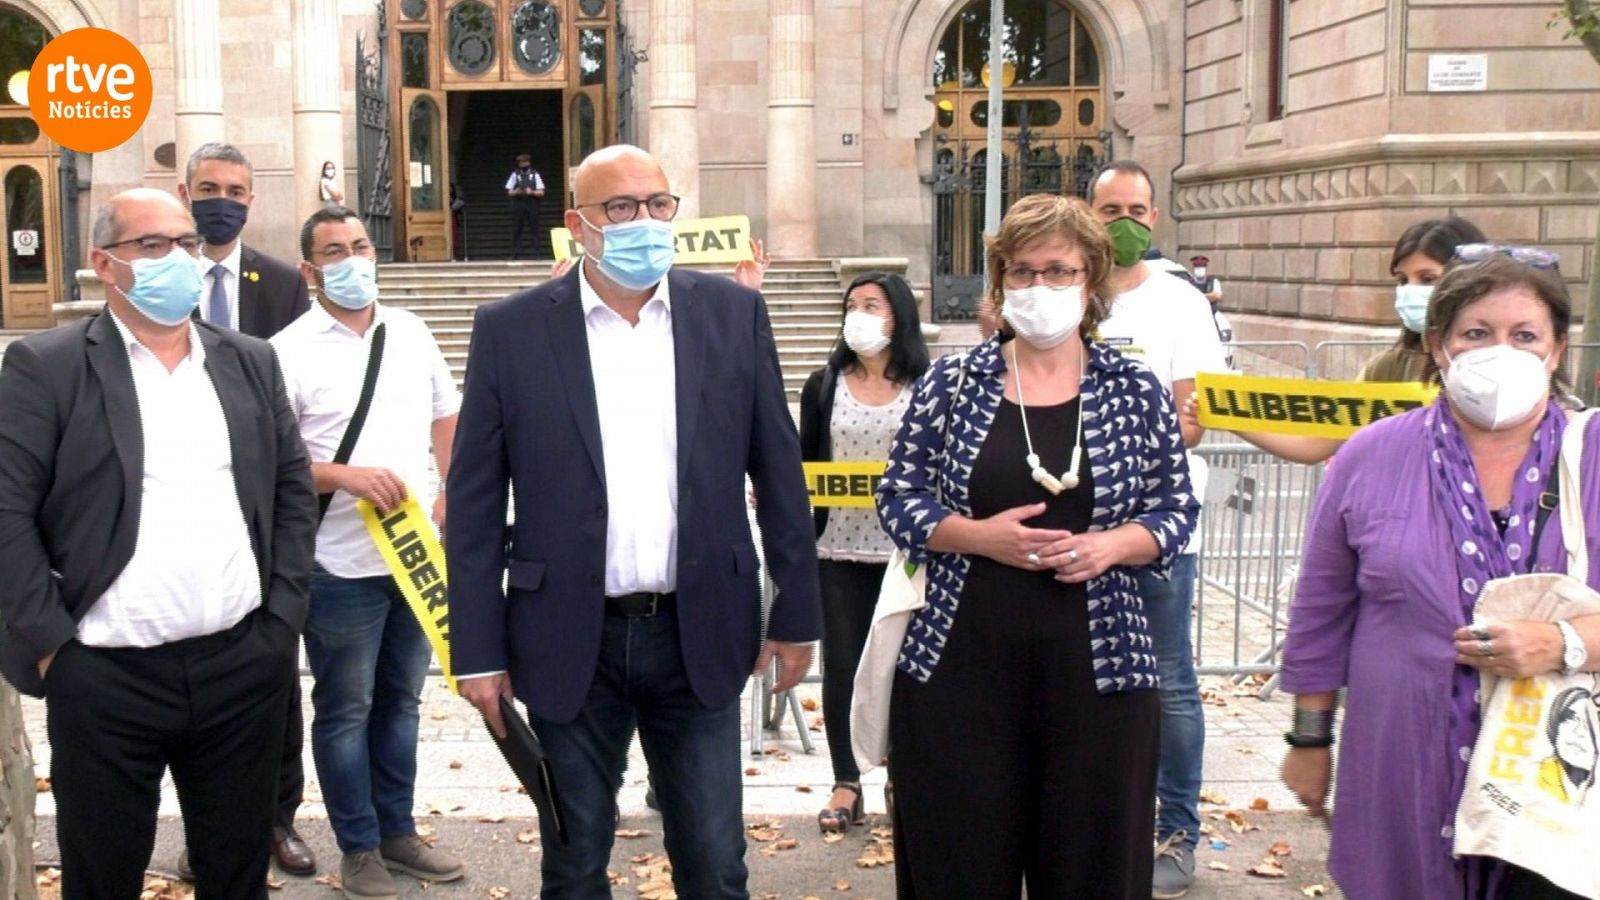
0, 6, 50, 108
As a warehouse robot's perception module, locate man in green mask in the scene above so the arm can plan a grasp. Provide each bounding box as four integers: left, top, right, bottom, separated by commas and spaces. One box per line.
1090, 160, 1228, 900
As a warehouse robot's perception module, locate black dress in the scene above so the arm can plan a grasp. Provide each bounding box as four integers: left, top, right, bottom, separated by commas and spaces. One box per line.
888, 397, 1161, 900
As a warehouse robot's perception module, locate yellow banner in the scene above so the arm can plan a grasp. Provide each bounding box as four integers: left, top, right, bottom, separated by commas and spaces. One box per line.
358, 493, 455, 693
805, 461, 887, 509
1195, 372, 1438, 439
550, 215, 755, 264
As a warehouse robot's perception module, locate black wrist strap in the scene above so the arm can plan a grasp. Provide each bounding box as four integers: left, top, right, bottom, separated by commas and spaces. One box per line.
1284, 731, 1335, 749
317, 321, 387, 523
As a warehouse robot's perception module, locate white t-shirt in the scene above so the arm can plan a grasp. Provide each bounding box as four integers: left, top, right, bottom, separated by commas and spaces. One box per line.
273, 303, 461, 578
1096, 263, 1228, 554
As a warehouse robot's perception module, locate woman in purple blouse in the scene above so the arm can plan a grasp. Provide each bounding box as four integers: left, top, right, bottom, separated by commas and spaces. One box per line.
1280, 248, 1600, 900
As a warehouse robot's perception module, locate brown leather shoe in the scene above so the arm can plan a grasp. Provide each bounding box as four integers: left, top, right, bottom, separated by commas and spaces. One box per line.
271, 825, 317, 876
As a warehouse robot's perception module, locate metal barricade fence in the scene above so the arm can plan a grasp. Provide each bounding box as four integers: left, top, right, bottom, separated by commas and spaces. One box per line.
1191, 445, 1322, 681
1311, 340, 1393, 382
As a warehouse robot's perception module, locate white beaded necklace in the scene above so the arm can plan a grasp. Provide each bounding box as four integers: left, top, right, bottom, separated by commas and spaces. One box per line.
1009, 344, 1085, 495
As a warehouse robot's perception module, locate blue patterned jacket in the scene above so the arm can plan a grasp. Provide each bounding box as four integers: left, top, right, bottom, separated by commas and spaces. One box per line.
874, 336, 1199, 694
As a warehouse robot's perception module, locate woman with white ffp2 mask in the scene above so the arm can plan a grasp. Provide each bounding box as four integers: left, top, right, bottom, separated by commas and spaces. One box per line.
1280, 247, 1600, 900
797, 271, 929, 836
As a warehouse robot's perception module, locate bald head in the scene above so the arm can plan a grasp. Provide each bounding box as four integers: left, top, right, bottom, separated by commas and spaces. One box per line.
570, 145, 667, 208
93, 188, 192, 249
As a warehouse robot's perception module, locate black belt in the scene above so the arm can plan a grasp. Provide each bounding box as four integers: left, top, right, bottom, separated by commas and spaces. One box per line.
605, 592, 676, 617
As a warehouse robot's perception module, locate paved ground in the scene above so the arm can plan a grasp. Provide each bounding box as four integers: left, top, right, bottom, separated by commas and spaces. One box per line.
24, 674, 1340, 898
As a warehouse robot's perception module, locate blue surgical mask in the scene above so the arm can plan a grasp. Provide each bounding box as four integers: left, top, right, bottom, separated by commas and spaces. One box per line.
108, 248, 204, 326
1394, 284, 1432, 334
317, 256, 380, 310
586, 216, 676, 291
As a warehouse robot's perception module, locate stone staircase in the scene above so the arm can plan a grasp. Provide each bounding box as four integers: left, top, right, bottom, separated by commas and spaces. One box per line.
377, 259, 846, 396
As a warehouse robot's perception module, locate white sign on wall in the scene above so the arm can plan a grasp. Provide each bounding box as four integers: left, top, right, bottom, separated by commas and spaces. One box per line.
1428, 54, 1488, 92
11, 230, 37, 257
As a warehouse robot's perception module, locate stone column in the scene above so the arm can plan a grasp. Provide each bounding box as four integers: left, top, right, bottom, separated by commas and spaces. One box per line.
293, 0, 346, 224
647, 0, 700, 218
766, 0, 816, 257
173, 0, 225, 178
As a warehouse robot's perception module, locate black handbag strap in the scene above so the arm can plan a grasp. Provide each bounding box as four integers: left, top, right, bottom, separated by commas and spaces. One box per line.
1531, 456, 1561, 561
318, 322, 387, 522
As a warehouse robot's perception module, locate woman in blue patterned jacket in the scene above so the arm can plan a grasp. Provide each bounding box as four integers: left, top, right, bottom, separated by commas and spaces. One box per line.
875, 193, 1199, 899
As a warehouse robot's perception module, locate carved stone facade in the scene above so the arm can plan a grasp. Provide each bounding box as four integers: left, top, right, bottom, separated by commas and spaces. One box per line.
1174, 0, 1600, 327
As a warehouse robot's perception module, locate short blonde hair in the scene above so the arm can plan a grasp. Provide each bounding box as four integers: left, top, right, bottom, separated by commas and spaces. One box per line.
985, 194, 1116, 336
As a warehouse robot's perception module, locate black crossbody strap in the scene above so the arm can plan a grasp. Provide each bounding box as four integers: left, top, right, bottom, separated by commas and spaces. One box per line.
318, 321, 387, 522
1530, 457, 1561, 562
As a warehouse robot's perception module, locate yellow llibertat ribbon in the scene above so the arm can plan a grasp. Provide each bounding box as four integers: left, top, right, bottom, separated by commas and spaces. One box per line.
357, 493, 454, 693
1194, 372, 1438, 439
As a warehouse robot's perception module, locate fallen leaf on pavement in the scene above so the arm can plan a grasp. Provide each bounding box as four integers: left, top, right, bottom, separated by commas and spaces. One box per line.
34, 777, 50, 793
802, 697, 819, 711
745, 768, 762, 776
1301, 885, 1328, 897
796, 784, 813, 793
315, 873, 343, 889
615, 828, 653, 838
488, 888, 511, 899
822, 832, 845, 844
517, 829, 539, 844
1248, 860, 1288, 879
1206, 862, 1231, 872
449, 760, 463, 770
773, 838, 799, 850
833, 880, 851, 891
1250, 797, 1270, 811
1199, 788, 1228, 806
1269, 841, 1292, 857
479, 814, 506, 824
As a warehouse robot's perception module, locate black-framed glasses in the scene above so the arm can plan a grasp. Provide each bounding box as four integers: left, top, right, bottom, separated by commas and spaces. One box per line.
1001, 264, 1085, 289
579, 193, 681, 224
1452, 243, 1561, 271
99, 234, 203, 257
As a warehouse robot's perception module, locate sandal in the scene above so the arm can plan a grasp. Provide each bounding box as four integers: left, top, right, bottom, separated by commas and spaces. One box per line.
817, 782, 865, 834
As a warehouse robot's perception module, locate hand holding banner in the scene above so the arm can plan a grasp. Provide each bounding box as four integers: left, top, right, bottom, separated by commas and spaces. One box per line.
357, 493, 454, 693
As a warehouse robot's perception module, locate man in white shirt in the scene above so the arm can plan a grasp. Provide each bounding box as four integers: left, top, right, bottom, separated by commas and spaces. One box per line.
0, 189, 317, 898
506, 152, 547, 260
273, 206, 463, 899
1090, 161, 1226, 899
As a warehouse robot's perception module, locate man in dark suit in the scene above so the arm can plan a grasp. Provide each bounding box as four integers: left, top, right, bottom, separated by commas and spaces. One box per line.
0, 188, 318, 898
176, 141, 318, 876
179, 142, 311, 340
449, 145, 821, 898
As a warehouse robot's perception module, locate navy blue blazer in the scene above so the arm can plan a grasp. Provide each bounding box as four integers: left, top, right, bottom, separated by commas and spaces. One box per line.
446, 266, 822, 723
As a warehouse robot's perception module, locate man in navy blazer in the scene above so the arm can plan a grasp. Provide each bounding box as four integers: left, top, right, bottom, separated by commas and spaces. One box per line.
447, 145, 821, 898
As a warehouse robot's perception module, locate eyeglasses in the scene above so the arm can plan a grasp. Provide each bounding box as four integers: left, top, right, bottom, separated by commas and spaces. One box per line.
1001, 264, 1085, 289
100, 234, 203, 257
578, 193, 681, 224
1451, 243, 1561, 271
315, 240, 376, 262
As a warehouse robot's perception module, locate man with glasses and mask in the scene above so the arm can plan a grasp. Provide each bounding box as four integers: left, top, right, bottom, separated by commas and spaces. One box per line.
448, 144, 821, 898
1089, 160, 1227, 900
0, 188, 317, 898
271, 206, 463, 898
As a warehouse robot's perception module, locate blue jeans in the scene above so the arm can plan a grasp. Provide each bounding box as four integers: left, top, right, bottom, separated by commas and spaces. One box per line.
304, 570, 432, 853
530, 610, 747, 899
1141, 553, 1203, 848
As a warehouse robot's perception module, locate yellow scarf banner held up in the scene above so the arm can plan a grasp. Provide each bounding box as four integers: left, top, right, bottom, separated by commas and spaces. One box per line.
550, 215, 755, 264
358, 493, 455, 693
804, 461, 888, 509
1195, 372, 1438, 439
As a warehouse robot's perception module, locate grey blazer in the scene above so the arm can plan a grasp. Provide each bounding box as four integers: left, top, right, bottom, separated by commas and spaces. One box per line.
0, 312, 318, 696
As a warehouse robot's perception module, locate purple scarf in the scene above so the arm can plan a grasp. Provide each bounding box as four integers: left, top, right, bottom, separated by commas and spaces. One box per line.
1424, 396, 1566, 897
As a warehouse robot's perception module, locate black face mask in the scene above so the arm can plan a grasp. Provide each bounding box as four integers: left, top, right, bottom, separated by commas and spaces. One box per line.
191, 197, 249, 246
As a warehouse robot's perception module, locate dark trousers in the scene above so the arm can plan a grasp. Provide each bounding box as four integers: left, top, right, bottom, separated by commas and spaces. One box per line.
530, 609, 747, 899
48, 610, 296, 900
510, 199, 540, 259
277, 675, 304, 829
887, 585, 1160, 899
819, 558, 885, 784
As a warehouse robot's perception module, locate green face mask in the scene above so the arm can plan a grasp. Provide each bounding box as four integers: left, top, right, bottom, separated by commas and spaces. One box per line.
1106, 216, 1153, 268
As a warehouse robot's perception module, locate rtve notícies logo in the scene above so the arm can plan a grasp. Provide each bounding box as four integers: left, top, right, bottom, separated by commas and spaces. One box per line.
24, 28, 152, 153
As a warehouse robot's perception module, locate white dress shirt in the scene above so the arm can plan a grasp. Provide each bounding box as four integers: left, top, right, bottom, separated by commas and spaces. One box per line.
199, 241, 242, 331
272, 302, 461, 578
78, 310, 262, 647
579, 262, 678, 596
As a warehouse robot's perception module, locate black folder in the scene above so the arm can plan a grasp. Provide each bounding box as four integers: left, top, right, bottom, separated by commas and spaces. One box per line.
487, 695, 569, 846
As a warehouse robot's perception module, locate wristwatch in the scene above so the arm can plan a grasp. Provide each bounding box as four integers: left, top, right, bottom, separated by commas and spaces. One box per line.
1558, 620, 1587, 676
